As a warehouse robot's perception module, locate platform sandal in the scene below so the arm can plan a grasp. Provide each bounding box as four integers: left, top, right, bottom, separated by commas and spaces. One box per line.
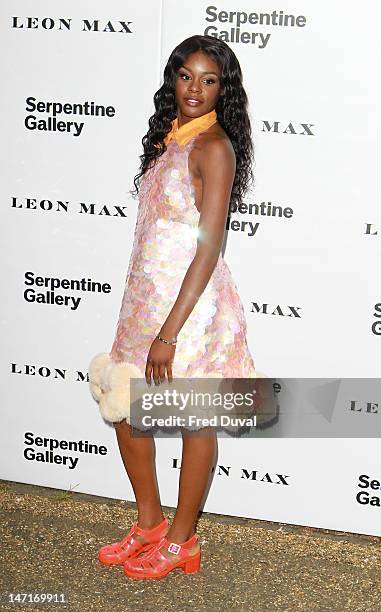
98, 517, 169, 566
123, 533, 201, 579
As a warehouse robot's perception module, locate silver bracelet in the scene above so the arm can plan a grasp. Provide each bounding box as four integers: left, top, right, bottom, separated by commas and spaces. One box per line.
156, 334, 177, 345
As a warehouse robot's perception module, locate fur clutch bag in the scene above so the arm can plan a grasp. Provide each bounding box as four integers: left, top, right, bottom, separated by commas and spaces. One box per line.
88, 352, 142, 423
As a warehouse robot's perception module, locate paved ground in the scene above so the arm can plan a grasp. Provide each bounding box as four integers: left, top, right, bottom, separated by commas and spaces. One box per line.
1, 479, 380, 612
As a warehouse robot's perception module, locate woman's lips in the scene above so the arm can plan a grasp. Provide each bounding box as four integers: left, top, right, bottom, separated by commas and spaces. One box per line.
184, 98, 203, 107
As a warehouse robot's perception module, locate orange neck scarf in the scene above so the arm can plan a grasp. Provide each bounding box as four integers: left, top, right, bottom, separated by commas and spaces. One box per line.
164, 109, 217, 147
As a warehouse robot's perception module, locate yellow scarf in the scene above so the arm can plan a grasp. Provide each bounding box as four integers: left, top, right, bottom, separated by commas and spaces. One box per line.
164, 109, 217, 147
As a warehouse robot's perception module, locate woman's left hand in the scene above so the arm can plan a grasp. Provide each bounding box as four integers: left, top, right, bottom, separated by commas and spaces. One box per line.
145, 337, 176, 385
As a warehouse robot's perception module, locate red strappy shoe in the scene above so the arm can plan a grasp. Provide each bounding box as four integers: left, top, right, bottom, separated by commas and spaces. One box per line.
98, 517, 169, 566
123, 533, 201, 579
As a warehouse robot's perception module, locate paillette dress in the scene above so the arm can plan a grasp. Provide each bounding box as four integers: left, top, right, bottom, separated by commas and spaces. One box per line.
88, 123, 256, 426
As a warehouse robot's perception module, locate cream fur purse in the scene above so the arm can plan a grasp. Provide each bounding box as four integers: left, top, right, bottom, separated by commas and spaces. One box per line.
88, 352, 142, 423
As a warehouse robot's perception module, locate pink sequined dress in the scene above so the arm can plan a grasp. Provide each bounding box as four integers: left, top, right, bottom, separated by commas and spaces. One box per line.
88, 134, 256, 424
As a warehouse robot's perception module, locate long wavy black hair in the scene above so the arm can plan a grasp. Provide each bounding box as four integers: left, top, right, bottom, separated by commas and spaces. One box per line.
132, 35, 254, 210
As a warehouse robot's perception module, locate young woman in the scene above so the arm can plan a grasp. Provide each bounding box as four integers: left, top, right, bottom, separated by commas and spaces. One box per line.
89, 34, 256, 579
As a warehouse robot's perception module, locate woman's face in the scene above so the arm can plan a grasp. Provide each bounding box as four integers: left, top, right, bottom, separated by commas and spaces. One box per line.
174, 50, 222, 123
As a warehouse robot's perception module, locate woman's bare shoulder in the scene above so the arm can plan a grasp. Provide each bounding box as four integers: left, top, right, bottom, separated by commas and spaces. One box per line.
192, 124, 235, 163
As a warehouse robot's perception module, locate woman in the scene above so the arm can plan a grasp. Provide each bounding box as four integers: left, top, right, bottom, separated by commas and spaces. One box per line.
89, 34, 256, 579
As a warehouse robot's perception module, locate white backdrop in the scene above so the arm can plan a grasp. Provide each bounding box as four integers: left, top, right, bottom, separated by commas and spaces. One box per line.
1, 0, 381, 537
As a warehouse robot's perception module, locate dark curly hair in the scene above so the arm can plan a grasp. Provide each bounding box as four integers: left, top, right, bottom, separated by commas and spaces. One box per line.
132, 34, 254, 211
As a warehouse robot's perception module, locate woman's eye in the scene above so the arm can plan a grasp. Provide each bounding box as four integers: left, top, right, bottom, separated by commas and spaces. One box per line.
178, 74, 216, 85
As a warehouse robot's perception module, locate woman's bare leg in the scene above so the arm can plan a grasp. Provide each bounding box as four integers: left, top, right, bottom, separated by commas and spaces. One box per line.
166, 428, 218, 543
114, 419, 164, 529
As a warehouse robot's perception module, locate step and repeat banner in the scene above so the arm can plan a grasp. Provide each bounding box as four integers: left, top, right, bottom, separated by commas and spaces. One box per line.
1, 1, 381, 536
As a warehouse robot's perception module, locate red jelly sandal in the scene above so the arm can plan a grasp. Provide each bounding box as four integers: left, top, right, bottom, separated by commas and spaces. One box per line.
98, 517, 169, 566
123, 533, 201, 579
